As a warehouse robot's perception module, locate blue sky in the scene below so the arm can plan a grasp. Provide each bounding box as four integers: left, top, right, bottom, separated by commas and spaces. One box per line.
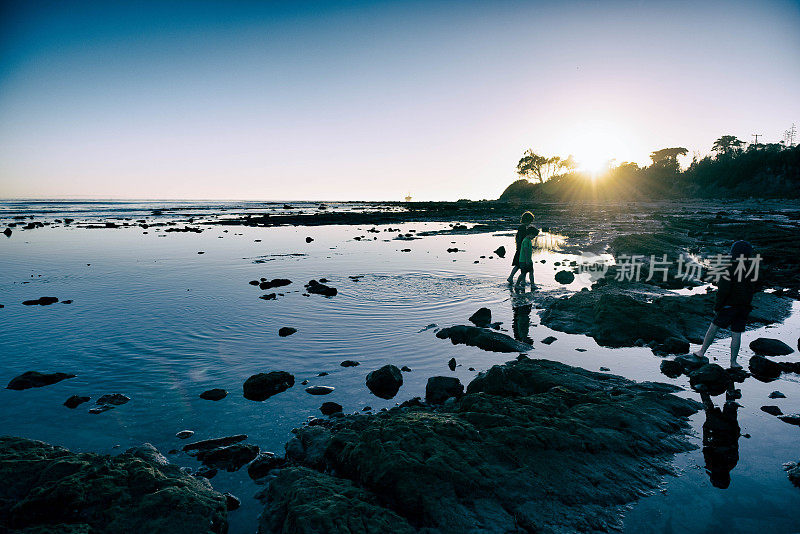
1, 0, 799, 200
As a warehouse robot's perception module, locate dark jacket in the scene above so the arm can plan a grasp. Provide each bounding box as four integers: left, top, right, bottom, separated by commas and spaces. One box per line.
714, 266, 755, 312
512, 225, 539, 265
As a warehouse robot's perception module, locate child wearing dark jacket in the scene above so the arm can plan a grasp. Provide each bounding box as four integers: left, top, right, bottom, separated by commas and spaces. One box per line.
693, 240, 757, 368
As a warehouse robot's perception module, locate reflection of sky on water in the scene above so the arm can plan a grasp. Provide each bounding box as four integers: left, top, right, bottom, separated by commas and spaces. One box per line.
1, 219, 799, 533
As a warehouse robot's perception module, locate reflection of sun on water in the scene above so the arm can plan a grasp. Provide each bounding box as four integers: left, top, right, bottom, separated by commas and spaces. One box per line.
534, 231, 566, 252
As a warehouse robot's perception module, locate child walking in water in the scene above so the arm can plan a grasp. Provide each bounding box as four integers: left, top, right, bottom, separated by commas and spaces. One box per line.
693, 240, 757, 368
507, 211, 538, 283
515, 226, 538, 289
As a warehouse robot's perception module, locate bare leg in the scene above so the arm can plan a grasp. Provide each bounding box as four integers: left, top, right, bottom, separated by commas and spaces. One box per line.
507, 266, 519, 283
730, 332, 742, 368
695, 323, 719, 357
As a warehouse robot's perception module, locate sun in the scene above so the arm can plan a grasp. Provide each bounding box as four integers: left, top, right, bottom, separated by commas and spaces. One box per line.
568, 120, 635, 176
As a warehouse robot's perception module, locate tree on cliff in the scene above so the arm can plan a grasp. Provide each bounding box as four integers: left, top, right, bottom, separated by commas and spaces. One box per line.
517, 150, 576, 183
712, 135, 744, 155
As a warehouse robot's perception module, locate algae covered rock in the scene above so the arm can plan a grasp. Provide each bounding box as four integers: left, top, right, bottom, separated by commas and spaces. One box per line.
0, 436, 227, 533
264, 358, 701, 534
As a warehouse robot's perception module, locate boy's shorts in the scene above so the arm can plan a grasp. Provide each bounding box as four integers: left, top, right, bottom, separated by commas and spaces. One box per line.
712, 306, 749, 333
518, 262, 533, 274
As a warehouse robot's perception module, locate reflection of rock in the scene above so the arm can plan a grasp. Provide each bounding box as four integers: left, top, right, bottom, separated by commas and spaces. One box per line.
749, 338, 794, 356
0, 437, 227, 533
243, 372, 295, 401
512, 304, 533, 344
264, 357, 700, 534
7, 371, 76, 390
436, 325, 532, 353
425, 376, 463, 404
366, 365, 403, 399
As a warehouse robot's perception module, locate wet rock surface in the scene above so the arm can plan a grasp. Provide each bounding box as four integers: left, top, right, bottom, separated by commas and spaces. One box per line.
262, 357, 701, 534
200, 388, 228, 401
425, 376, 464, 404
7, 371, 76, 390
0, 437, 227, 533
64, 395, 90, 408
243, 371, 295, 401
436, 325, 532, 353
468, 307, 492, 327
365, 365, 403, 399
304, 280, 337, 297
749, 338, 794, 356
195, 444, 260, 472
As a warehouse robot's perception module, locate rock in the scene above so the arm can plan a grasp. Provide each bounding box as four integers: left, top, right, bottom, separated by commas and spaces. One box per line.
183, 435, 249, 452
2, 228, 10, 237
248, 452, 287, 480
689, 364, 732, 396
264, 358, 700, 534
425, 376, 464, 404
224, 493, 240, 511
258, 467, 416, 534
305, 386, 335, 395
554, 270, 575, 284
195, 444, 259, 472
726, 366, 748, 382
278, 327, 297, 337
64, 395, 90, 409
243, 371, 295, 401
259, 293, 277, 301
305, 280, 337, 297
540, 286, 790, 348
436, 325, 532, 353
176, 430, 195, 439
259, 279, 292, 290
21, 296, 59, 306
761, 405, 783, 416
785, 461, 800, 488
599, 367, 610, 371
7, 371, 76, 390
400, 366, 411, 372
340, 360, 360, 367
249, 280, 260, 286
320, 402, 343, 415
653, 337, 690, 355
306, 237, 314, 243
674, 353, 709, 372
769, 391, 786, 399
448, 357, 457, 371
97, 393, 130, 406
468, 307, 492, 327
365, 365, 403, 399
0, 436, 227, 533
749, 355, 782, 379
749, 338, 794, 356
494, 246, 506, 258
778, 414, 800, 426
541, 336, 557, 345
660, 359, 684, 378
200, 388, 228, 401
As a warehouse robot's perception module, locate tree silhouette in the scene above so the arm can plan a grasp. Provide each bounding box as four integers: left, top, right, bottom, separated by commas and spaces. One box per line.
516, 150, 550, 183
712, 135, 744, 155
649, 147, 688, 164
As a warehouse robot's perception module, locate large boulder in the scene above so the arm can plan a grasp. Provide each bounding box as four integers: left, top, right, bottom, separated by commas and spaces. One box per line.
365, 365, 403, 399
243, 371, 295, 401
468, 308, 492, 327
7, 371, 76, 390
689, 364, 732, 396
653, 337, 690, 355
0, 437, 227, 533
425, 376, 464, 404
264, 358, 701, 534
749, 338, 794, 356
436, 325, 532, 353
195, 444, 259, 472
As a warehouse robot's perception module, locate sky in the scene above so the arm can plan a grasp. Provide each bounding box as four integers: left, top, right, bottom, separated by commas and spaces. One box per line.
1, 0, 799, 201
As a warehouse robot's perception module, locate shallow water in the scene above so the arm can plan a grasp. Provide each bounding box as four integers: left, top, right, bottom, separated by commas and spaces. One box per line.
1, 207, 799, 533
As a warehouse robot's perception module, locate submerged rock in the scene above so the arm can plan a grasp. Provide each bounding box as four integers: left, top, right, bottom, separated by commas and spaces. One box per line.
263, 358, 700, 534
320, 401, 343, 415
248, 452, 287, 480
749, 338, 794, 356
749, 355, 782, 379
436, 325, 532, 353
0, 437, 227, 533
243, 372, 295, 401
425, 376, 464, 404
365, 365, 403, 399
200, 388, 228, 401
64, 395, 90, 409
21, 296, 59, 306
196, 444, 259, 472
305, 280, 337, 297
7, 371, 76, 390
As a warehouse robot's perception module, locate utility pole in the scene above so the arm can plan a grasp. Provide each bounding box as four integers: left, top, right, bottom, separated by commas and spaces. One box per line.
752, 134, 762, 144
785, 124, 797, 147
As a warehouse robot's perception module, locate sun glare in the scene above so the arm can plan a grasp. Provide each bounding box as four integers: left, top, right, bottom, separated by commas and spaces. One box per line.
569, 121, 636, 177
